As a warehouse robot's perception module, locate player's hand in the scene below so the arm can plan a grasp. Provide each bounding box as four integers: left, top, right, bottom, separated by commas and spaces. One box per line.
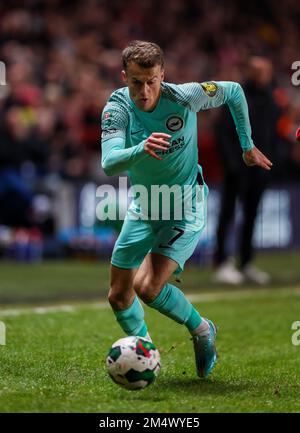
242, 146, 273, 170
144, 133, 171, 160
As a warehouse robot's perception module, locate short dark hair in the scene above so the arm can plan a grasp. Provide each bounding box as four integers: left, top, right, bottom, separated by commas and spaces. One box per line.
122, 40, 164, 70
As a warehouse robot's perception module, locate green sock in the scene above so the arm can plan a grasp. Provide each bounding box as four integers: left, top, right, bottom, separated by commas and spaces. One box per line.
146, 283, 202, 333
113, 296, 148, 337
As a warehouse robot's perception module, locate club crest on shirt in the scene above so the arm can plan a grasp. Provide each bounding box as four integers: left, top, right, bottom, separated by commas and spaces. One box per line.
201, 82, 218, 97
166, 115, 184, 132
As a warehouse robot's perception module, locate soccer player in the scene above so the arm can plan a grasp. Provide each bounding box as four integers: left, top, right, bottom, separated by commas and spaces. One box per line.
101, 40, 272, 378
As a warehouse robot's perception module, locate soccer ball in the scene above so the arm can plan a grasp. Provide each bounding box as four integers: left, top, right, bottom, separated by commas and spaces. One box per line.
106, 336, 161, 390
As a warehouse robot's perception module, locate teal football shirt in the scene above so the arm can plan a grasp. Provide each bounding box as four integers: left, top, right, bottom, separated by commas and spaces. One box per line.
101, 81, 254, 218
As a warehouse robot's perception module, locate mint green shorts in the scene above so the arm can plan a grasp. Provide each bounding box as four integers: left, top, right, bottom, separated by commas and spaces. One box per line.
111, 184, 208, 275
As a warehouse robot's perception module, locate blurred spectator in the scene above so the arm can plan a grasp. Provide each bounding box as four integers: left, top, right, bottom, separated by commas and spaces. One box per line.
286, 133, 300, 182
213, 56, 281, 285
0, 105, 49, 226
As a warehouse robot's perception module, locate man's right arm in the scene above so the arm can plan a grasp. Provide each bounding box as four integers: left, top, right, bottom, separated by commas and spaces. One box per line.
101, 105, 147, 176
102, 136, 147, 176
101, 105, 170, 176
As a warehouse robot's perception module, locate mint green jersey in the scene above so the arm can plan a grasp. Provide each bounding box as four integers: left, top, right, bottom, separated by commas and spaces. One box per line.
101, 81, 254, 218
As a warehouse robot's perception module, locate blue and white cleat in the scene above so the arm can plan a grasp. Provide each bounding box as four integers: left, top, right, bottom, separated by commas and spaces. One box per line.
192, 319, 218, 378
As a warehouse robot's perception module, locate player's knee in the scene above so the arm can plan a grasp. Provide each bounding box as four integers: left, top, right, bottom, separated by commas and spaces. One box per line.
108, 288, 128, 310
133, 277, 162, 303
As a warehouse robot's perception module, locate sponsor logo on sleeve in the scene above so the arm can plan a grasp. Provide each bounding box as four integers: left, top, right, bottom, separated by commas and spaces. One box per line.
102, 111, 113, 128
201, 82, 218, 97
102, 128, 118, 138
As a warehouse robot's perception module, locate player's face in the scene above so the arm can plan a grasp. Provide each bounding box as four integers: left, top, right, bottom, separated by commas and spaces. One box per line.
122, 62, 164, 112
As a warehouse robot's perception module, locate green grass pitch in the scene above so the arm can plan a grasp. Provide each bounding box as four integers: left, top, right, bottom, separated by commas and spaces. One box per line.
0, 252, 300, 412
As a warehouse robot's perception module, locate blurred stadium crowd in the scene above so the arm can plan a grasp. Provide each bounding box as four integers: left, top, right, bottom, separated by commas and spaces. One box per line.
0, 0, 299, 243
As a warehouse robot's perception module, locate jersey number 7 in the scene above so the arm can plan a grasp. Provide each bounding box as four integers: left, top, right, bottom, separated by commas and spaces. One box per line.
158, 227, 185, 249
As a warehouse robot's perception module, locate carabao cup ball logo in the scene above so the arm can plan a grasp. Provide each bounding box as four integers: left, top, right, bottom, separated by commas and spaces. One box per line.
166, 115, 184, 132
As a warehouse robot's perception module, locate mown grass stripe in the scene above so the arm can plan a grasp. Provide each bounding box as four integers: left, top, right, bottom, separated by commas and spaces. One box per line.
1, 286, 300, 317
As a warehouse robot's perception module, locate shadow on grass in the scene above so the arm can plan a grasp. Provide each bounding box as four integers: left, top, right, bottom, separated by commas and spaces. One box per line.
159, 377, 251, 395
124, 377, 252, 401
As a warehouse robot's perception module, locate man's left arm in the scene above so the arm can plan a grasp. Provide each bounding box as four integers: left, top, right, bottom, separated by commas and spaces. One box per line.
180, 81, 273, 170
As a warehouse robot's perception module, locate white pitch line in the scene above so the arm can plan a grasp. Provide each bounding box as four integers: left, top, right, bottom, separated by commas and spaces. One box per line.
187, 286, 300, 302
0, 286, 300, 317
0, 304, 78, 317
